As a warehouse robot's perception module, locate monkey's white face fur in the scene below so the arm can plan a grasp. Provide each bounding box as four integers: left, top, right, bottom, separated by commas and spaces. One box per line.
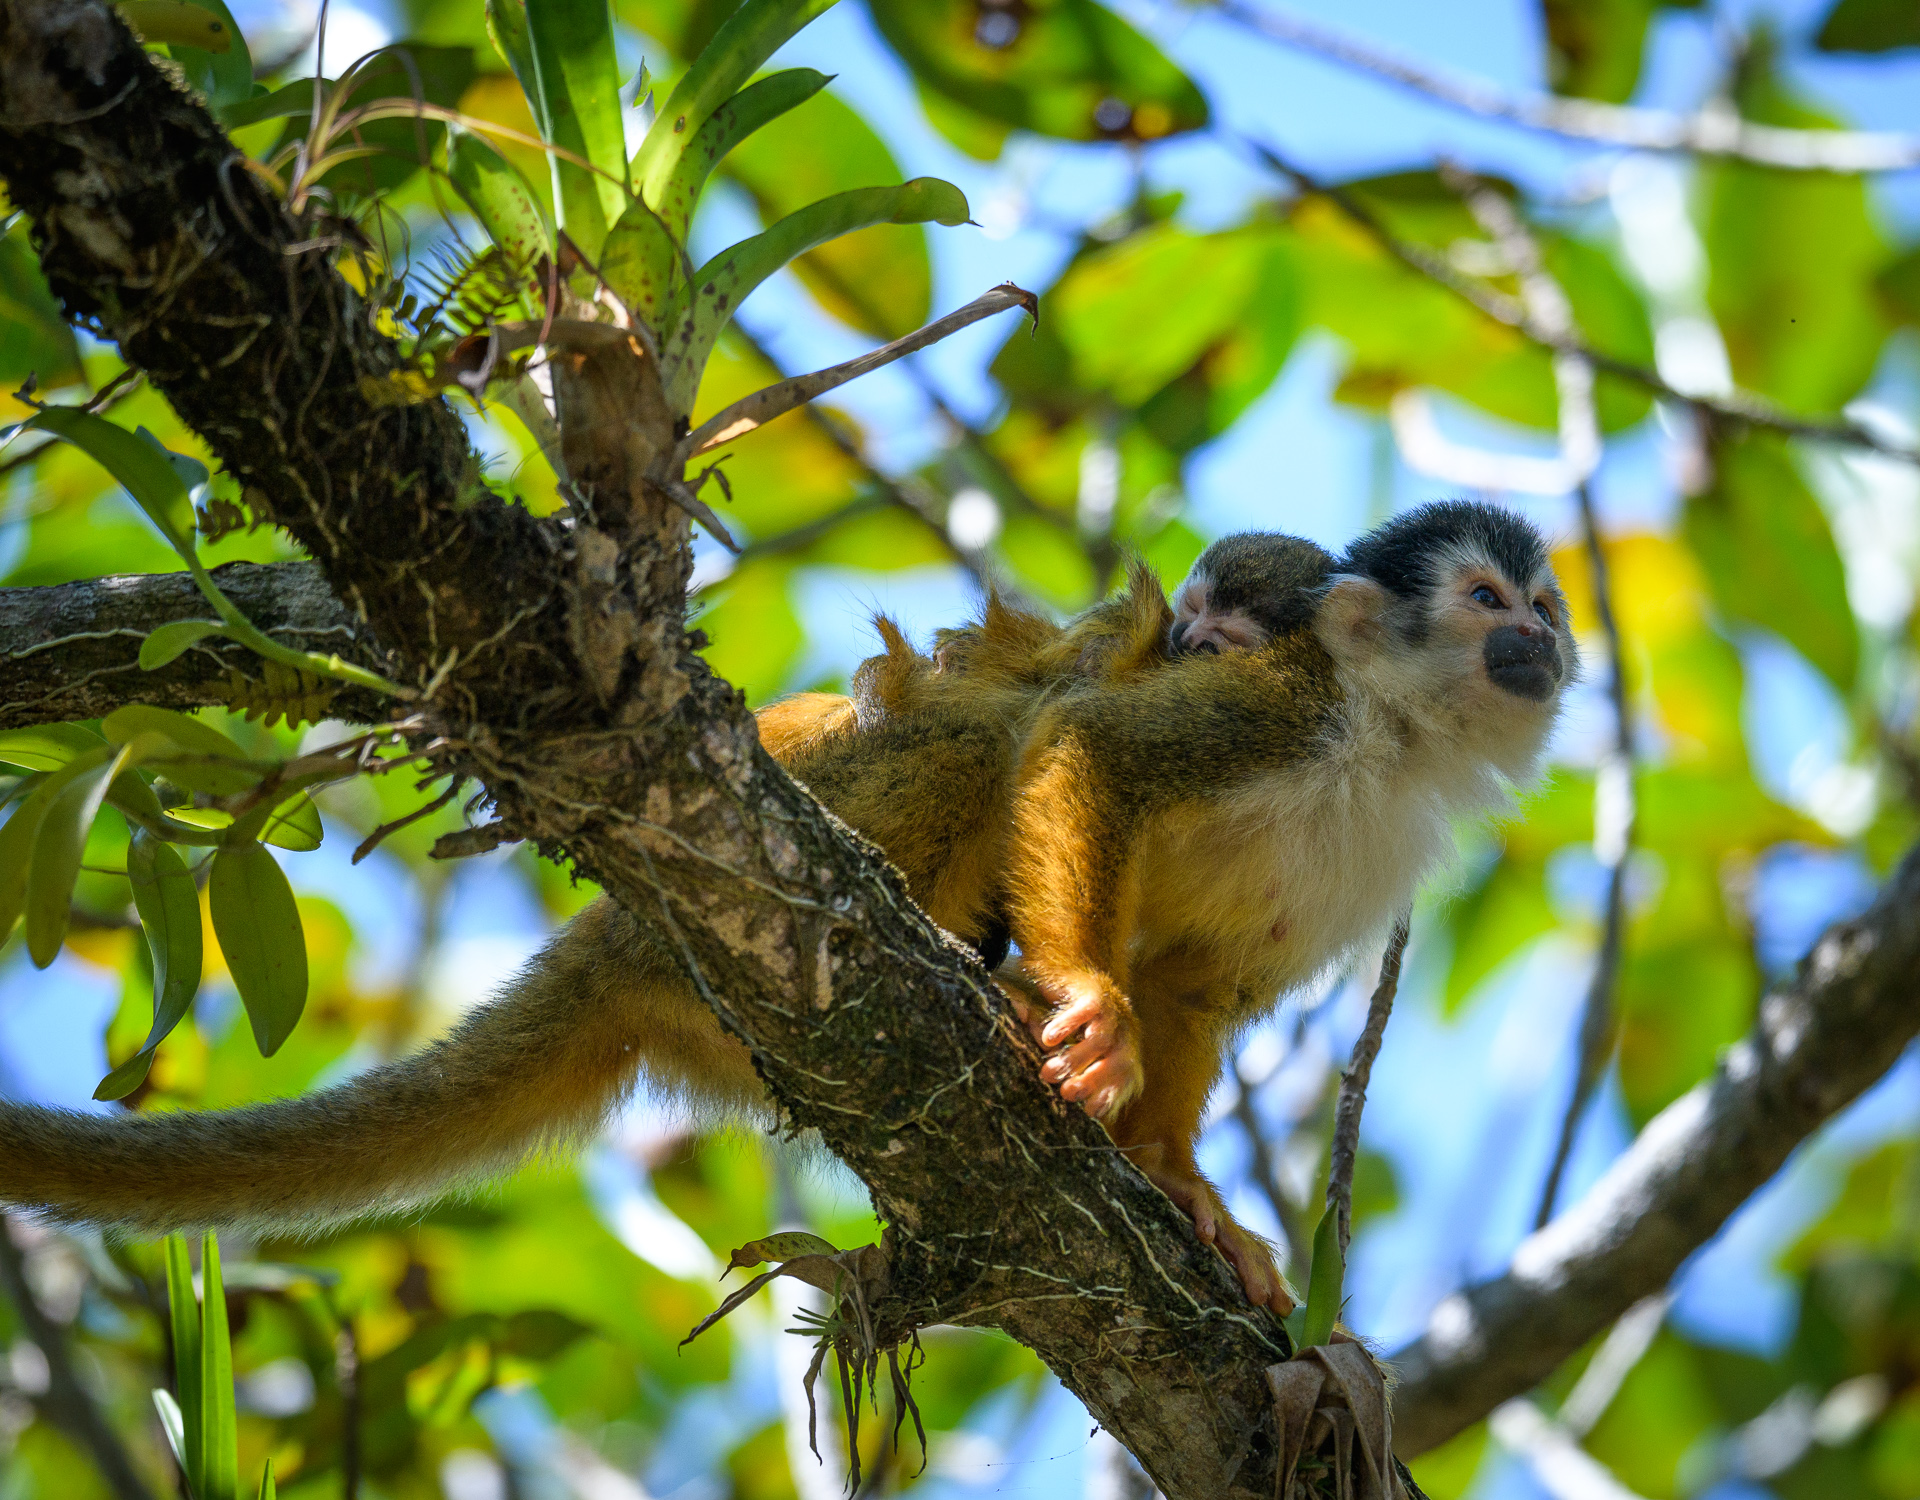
1316, 538, 1577, 787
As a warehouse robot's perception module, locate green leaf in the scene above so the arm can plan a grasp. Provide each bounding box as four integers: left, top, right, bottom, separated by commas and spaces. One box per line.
279, 45, 478, 199
260, 793, 323, 853
632, 0, 840, 209
151, 1388, 188, 1473
165, 1235, 204, 1492
139, 618, 230, 670
0, 771, 53, 944
199, 1234, 238, 1500
1684, 435, 1859, 692
600, 200, 688, 329
22, 406, 196, 552
525, 0, 628, 253
486, 0, 547, 138
209, 840, 308, 1056
165, 0, 253, 111
867, 0, 1207, 152
1440, 854, 1558, 1014
661, 177, 970, 407
605, 67, 832, 328
120, 0, 233, 50
1300, 1203, 1343, 1348
1702, 58, 1890, 415
25, 746, 127, 967
98, 832, 204, 1101
447, 123, 553, 271
216, 75, 332, 130
102, 705, 258, 795
0, 221, 83, 389
723, 80, 936, 340
257, 1461, 276, 1500
0, 723, 109, 773
1536, 0, 1678, 104
1815, 0, 1920, 51
665, 68, 829, 248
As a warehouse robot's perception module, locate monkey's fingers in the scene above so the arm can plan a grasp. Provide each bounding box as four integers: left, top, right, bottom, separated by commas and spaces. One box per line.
1055, 1046, 1141, 1122
1037, 994, 1117, 1050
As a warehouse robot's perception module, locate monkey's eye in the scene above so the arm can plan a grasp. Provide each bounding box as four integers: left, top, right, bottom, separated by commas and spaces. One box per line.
1470, 584, 1503, 609
1533, 600, 1554, 627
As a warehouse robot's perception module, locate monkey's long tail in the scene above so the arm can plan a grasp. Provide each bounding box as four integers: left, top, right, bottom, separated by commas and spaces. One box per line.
0, 901, 763, 1237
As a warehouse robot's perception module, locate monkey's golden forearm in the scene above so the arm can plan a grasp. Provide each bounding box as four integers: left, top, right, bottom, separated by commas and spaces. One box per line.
0, 901, 760, 1235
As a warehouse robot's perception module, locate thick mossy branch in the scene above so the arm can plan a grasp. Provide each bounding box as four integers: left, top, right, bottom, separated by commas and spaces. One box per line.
0, 0, 569, 728
0, 563, 381, 729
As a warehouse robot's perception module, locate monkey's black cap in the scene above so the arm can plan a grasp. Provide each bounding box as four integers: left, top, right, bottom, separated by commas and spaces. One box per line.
1344, 501, 1550, 600
1193, 532, 1337, 637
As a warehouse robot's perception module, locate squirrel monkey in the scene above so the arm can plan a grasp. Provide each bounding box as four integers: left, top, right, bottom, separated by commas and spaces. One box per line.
0, 505, 1570, 1322
998, 505, 1573, 1309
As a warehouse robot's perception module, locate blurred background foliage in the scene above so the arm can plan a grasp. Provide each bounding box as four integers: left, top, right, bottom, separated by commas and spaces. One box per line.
4, 0, 1920, 1497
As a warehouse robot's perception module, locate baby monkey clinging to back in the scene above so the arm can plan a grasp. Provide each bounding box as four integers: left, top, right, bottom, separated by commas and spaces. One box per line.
0, 502, 1571, 1321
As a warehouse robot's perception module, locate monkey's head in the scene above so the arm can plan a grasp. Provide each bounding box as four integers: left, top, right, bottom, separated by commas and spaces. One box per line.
1322, 501, 1577, 772
1169, 532, 1338, 655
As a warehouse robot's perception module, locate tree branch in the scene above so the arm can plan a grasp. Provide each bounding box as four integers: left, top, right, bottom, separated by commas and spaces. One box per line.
0, 562, 379, 729
1218, 0, 1920, 172
681, 283, 1037, 462
1388, 838, 1920, 1456
1328, 915, 1408, 1254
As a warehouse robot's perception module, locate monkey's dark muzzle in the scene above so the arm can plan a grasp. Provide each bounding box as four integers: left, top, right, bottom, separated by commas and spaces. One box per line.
1483, 626, 1560, 701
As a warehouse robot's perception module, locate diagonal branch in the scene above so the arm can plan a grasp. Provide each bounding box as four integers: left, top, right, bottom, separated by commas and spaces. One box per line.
1218, 0, 1920, 173
1388, 838, 1920, 1457
1328, 915, 1408, 1254
679, 283, 1038, 464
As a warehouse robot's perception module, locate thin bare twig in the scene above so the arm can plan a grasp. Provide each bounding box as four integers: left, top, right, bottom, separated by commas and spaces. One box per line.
1246, 141, 1920, 469
1326, 914, 1409, 1254
1432, 165, 1638, 1226
1230, 1055, 1316, 1277
1537, 481, 1636, 1228
0, 1218, 157, 1500
1218, 0, 1920, 173
351, 776, 465, 864
680, 283, 1038, 464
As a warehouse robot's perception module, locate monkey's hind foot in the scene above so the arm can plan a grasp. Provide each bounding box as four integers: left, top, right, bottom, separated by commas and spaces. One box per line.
1146, 1167, 1297, 1316
1028, 973, 1143, 1122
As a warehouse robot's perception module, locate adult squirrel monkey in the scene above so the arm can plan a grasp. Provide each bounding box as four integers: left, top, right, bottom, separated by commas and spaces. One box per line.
0, 503, 1571, 1319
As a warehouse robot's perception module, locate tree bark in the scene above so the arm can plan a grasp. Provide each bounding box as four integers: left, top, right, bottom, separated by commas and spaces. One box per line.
0, 562, 379, 729
1389, 841, 1920, 1455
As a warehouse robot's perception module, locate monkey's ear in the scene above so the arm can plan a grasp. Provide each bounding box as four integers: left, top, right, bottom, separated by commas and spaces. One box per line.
1315, 574, 1392, 662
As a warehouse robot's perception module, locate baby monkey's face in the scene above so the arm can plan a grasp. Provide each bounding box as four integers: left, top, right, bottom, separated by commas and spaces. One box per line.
1169, 533, 1337, 656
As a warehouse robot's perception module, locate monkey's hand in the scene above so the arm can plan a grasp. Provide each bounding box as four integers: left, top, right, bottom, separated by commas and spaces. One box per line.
1144, 1167, 1297, 1316
1027, 972, 1142, 1121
